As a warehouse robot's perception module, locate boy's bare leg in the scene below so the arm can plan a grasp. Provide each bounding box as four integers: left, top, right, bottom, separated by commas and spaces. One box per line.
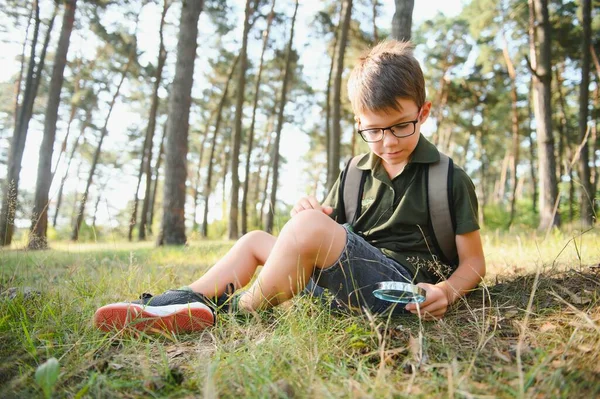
239, 210, 347, 311
188, 230, 277, 297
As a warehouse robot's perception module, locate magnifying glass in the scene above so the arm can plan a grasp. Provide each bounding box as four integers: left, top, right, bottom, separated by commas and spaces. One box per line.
372, 282, 426, 304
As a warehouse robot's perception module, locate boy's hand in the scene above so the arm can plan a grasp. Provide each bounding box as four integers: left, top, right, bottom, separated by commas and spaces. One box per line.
290, 196, 333, 217
405, 283, 449, 320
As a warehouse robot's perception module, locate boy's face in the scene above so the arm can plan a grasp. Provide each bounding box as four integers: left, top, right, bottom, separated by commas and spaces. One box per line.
356, 98, 431, 170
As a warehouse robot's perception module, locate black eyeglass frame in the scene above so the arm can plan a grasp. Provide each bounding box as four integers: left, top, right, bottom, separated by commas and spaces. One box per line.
357, 108, 422, 143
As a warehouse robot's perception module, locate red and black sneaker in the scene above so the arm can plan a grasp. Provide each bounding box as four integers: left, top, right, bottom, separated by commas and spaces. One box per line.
94, 288, 216, 334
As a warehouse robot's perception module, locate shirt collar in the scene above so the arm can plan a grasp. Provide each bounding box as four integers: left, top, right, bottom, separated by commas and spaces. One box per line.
356, 134, 440, 171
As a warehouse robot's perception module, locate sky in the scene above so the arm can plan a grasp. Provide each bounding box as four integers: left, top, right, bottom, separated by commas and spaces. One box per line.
0, 0, 466, 229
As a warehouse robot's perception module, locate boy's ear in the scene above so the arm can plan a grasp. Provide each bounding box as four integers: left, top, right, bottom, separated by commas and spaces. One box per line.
420, 101, 432, 122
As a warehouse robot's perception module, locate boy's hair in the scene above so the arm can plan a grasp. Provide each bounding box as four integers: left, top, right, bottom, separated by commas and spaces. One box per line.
348, 40, 425, 115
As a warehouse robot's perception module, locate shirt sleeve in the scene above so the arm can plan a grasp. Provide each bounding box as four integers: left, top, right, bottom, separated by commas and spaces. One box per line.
452, 166, 480, 235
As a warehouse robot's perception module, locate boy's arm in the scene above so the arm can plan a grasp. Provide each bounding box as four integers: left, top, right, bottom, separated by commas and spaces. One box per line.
438, 230, 486, 303
405, 230, 486, 320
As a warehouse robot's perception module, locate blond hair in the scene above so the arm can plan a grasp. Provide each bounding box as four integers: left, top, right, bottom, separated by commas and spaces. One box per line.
347, 40, 425, 115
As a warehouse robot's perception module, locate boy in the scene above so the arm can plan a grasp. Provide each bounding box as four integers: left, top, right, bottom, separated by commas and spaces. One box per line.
94, 40, 485, 333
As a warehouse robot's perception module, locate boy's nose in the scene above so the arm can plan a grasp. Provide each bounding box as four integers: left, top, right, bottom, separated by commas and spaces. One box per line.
381, 129, 399, 146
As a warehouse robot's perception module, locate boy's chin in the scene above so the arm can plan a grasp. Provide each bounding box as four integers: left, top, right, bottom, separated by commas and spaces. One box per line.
380, 153, 408, 165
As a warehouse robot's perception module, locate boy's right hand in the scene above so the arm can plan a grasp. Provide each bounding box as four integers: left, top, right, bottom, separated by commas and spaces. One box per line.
290, 196, 333, 217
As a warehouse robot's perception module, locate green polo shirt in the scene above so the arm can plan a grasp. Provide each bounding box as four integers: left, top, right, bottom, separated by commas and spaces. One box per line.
324, 134, 480, 284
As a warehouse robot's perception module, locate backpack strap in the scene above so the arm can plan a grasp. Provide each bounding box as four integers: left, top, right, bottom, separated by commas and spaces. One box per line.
342, 155, 367, 226
427, 152, 457, 264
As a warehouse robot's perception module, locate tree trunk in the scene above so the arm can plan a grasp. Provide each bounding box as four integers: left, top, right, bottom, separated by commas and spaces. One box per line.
591, 44, 600, 82
578, 0, 593, 226
591, 84, 599, 211
265, 0, 299, 234
254, 115, 275, 227
13, 4, 34, 129
241, 0, 275, 235
128, 157, 144, 241
527, 80, 538, 214
29, 0, 78, 249
228, 0, 255, 240
476, 128, 487, 227
137, 1, 170, 241
529, 0, 559, 230
148, 123, 167, 235
555, 65, 571, 221
372, 0, 379, 43
53, 109, 89, 227
72, 54, 132, 241
496, 152, 510, 204
158, 0, 203, 246
502, 34, 520, 228
261, 145, 273, 230
325, 5, 341, 191
0, 0, 45, 246
328, 0, 352, 193
221, 143, 230, 212
192, 126, 210, 232
201, 56, 240, 238
391, 0, 414, 41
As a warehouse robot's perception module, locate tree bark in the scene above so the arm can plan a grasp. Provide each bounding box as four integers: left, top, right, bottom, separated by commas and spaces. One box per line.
137, 0, 170, 241
158, 0, 203, 246
502, 34, 520, 228
591, 84, 599, 211
254, 113, 275, 227
529, 0, 559, 230
0, 0, 46, 246
325, 5, 341, 191
201, 56, 240, 238
72, 54, 132, 241
192, 125, 210, 232
29, 0, 78, 249
228, 0, 255, 240
391, 0, 414, 41
527, 80, 538, 214
578, 0, 593, 226
476, 127, 487, 227
13, 4, 34, 129
265, 0, 299, 234
555, 65, 572, 221
128, 155, 144, 241
241, 0, 275, 235
328, 0, 352, 192
148, 123, 167, 235
261, 142, 273, 230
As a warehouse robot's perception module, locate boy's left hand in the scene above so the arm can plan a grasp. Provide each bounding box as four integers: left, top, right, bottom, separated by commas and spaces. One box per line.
404, 283, 449, 320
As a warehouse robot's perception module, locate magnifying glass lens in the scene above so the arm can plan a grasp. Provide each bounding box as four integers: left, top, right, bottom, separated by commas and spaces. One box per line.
372, 282, 426, 304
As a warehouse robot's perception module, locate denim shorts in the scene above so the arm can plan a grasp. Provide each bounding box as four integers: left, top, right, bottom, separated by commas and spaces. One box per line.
304, 224, 413, 316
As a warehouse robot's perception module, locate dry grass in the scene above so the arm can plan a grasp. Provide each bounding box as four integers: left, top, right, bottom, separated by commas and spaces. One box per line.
1, 228, 599, 398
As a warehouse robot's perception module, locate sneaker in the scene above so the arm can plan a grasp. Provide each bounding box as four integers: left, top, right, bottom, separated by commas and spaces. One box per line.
93, 288, 217, 333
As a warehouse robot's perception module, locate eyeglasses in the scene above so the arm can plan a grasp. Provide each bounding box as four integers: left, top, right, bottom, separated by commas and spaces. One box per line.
357, 108, 422, 143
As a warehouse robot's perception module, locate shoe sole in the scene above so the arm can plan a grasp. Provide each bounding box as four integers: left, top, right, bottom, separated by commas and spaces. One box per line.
94, 302, 214, 333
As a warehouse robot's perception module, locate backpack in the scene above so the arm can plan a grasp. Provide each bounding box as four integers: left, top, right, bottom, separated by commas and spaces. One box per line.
339, 153, 458, 265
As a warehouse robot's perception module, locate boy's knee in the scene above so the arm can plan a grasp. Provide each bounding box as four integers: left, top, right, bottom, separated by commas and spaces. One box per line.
283, 210, 340, 252
239, 230, 271, 246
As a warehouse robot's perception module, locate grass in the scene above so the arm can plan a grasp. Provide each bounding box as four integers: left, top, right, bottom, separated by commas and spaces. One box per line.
1, 228, 599, 398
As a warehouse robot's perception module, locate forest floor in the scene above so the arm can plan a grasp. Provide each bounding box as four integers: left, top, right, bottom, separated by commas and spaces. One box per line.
1, 228, 599, 398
